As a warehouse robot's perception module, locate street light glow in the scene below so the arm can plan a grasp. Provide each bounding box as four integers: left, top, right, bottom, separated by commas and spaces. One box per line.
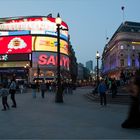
96, 51, 100, 58
55, 13, 62, 26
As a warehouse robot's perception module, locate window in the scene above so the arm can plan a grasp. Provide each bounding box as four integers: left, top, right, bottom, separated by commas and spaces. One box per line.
120, 45, 124, 49
120, 59, 124, 67
132, 46, 135, 50
132, 59, 135, 67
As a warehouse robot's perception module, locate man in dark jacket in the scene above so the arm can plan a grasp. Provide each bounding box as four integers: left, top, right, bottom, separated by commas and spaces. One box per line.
98, 80, 108, 106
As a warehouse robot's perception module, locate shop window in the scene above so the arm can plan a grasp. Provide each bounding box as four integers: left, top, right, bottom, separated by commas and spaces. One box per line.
46, 71, 54, 76
34, 72, 37, 77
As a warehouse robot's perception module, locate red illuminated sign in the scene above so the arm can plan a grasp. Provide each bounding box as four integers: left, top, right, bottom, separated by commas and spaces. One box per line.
38, 54, 69, 69
32, 52, 70, 70
0, 36, 32, 54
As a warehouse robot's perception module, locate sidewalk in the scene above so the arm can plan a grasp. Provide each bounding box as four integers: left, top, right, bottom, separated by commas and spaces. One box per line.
85, 85, 131, 105
0, 87, 139, 139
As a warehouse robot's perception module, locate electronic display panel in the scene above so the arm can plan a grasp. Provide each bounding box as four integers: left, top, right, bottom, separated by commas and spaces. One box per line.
0, 35, 32, 54
32, 52, 69, 70
0, 53, 30, 61
32, 36, 69, 55
0, 61, 30, 68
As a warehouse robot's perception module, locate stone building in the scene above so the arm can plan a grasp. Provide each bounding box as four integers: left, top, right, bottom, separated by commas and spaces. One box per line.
102, 21, 140, 79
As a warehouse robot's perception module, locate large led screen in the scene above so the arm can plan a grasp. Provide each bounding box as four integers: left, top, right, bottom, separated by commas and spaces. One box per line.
0, 36, 32, 54
32, 52, 69, 70
0, 53, 30, 61
32, 36, 69, 55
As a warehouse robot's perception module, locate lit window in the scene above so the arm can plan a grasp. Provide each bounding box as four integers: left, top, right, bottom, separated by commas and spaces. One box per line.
120, 59, 124, 67
120, 45, 124, 49
34, 72, 37, 76
132, 46, 135, 50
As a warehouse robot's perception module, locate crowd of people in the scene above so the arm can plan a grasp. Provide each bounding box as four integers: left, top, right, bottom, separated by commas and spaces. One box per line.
30, 81, 75, 99
0, 78, 76, 111
0, 70, 140, 129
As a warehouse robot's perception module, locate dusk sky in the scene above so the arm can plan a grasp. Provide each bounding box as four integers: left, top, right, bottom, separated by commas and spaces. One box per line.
0, 0, 140, 67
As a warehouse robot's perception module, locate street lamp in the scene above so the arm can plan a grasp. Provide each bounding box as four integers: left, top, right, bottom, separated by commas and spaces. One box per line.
37, 64, 40, 92
96, 51, 100, 87
55, 13, 63, 103
24, 63, 30, 83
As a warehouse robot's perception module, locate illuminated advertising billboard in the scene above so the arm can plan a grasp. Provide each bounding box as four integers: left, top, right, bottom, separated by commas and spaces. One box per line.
0, 54, 30, 61
32, 36, 69, 55
0, 17, 68, 36
32, 52, 69, 70
0, 35, 32, 54
31, 30, 68, 41
0, 61, 29, 68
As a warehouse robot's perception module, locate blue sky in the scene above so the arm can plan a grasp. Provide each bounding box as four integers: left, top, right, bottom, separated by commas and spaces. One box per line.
0, 0, 140, 67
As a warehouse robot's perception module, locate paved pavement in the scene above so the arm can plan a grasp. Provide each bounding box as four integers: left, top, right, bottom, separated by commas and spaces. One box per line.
0, 87, 139, 139
85, 85, 131, 105
85, 91, 131, 105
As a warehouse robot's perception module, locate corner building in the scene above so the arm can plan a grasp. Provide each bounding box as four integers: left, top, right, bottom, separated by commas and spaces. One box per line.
102, 21, 140, 79
0, 16, 70, 83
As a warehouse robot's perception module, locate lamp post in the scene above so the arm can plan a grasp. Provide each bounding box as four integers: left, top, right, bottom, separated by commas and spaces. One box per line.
55, 13, 63, 103
24, 63, 30, 84
96, 51, 100, 87
37, 64, 40, 92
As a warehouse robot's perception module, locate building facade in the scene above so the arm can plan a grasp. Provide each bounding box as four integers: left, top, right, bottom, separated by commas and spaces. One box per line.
102, 21, 140, 79
86, 60, 93, 72
0, 15, 76, 83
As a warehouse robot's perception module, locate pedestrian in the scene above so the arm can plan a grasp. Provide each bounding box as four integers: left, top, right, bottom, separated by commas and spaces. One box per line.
0, 83, 10, 111
98, 79, 108, 106
9, 78, 17, 108
31, 81, 37, 98
111, 78, 117, 98
40, 80, 46, 98
121, 70, 140, 128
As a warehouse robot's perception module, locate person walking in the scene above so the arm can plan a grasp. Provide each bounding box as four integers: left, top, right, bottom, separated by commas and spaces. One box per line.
31, 81, 37, 98
0, 83, 10, 111
121, 70, 140, 128
98, 79, 108, 106
9, 78, 17, 108
111, 78, 118, 98
40, 80, 46, 98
